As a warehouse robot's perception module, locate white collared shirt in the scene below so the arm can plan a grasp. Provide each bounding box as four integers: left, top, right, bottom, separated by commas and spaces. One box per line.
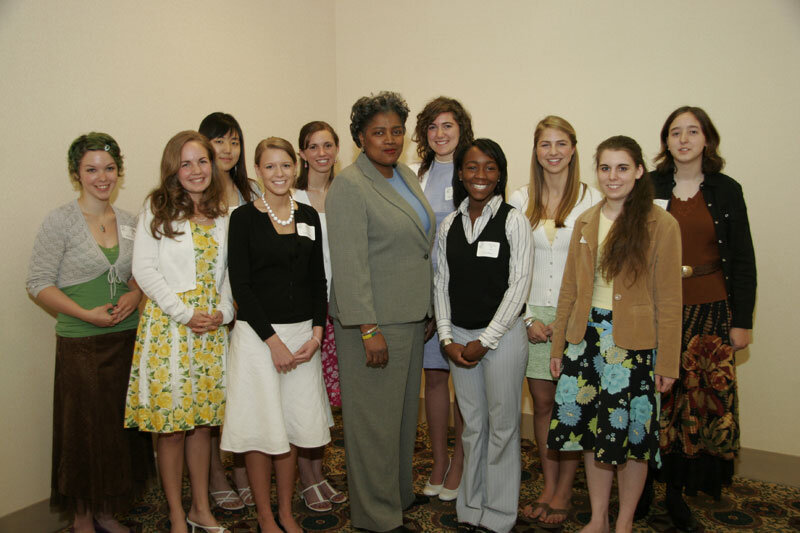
434, 195, 532, 349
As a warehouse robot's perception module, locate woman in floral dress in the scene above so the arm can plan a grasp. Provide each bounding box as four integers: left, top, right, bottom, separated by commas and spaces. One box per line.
547, 136, 681, 533
125, 131, 234, 533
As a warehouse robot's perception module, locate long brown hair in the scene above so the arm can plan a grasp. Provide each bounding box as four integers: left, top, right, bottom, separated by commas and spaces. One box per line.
295, 121, 338, 190
654, 106, 725, 174
525, 115, 586, 228
411, 96, 474, 178
148, 131, 225, 239
595, 136, 654, 284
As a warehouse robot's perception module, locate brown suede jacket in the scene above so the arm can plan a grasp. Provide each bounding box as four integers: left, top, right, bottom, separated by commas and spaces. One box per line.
550, 202, 682, 379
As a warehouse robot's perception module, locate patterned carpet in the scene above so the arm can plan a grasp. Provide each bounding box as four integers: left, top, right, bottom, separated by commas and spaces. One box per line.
59, 409, 800, 532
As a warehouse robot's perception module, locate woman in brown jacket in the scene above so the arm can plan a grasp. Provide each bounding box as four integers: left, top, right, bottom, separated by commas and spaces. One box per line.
547, 136, 681, 533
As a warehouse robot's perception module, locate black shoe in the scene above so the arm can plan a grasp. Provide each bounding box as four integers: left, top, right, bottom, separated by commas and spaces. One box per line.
402, 493, 429, 512
457, 523, 476, 532
474, 526, 498, 533
665, 493, 700, 532
634, 470, 654, 521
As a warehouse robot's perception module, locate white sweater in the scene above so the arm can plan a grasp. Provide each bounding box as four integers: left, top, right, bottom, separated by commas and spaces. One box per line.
508, 184, 601, 311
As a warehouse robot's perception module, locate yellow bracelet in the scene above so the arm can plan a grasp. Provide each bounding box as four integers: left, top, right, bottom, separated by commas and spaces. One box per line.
361, 328, 380, 340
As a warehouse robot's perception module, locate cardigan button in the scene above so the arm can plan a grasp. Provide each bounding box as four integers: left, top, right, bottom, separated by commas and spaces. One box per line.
718, 240, 722, 244
614, 294, 622, 301
722, 258, 726, 262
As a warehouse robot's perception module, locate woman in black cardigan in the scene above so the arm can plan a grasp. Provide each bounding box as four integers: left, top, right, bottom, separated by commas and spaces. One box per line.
647, 106, 756, 531
222, 137, 331, 533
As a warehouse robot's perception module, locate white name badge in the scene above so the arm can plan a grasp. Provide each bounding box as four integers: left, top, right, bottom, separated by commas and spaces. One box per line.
444, 186, 453, 201
296, 222, 316, 241
119, 225, 135, 240
476, 241, 500, 258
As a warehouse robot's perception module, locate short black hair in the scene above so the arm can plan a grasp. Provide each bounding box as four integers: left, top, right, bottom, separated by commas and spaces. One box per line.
349, 91, 410, 147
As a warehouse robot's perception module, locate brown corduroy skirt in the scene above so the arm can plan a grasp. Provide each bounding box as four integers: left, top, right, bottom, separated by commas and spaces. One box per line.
51, 329, 154, 514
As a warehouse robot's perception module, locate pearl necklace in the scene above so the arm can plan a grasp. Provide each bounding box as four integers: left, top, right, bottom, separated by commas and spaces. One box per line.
261, 193, 295, 226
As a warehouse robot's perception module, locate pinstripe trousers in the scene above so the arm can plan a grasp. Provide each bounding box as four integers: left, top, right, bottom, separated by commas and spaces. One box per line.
450, 318, 528, 533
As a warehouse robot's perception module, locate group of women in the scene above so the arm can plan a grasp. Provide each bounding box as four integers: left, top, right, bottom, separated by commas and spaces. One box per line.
28, 91, 755, 533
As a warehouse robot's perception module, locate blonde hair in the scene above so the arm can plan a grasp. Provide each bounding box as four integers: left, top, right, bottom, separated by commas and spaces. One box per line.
525, 115, 586, 228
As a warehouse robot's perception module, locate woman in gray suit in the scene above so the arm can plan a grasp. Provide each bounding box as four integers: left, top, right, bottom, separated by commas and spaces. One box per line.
326, 91, 435, 533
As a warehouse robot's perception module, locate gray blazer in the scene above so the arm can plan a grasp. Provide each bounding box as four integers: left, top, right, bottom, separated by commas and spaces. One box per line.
326, 152, 436, 327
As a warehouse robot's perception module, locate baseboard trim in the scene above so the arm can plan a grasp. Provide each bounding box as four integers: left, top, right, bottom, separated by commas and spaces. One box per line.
0, 498, 65, 533
736, 447, 800, 487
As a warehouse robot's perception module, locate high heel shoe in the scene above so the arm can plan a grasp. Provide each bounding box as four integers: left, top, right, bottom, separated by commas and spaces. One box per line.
186, 517, 230, 533
423, 459, 451, 496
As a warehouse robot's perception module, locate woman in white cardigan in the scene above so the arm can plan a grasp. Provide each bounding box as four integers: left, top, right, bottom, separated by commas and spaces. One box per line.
124, 131, 233, 533
509, 115, 601, 527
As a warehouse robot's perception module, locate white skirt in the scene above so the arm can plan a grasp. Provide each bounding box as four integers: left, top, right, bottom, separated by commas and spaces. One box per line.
220, 319, 332, 454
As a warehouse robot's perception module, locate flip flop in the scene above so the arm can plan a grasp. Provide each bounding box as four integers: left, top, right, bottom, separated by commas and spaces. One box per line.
522, 501, 551, 520
539, 506, 570, 529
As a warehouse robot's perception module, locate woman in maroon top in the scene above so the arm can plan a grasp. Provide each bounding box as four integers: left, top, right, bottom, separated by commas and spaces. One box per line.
647, 106, 756, 531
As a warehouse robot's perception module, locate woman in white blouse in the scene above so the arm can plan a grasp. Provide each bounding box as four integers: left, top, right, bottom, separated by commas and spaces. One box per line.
509, 115, 601, 527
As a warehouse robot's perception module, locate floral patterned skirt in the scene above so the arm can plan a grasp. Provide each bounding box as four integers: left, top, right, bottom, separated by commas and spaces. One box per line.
321, 315, 341, 407
547, 307, 659, 465
659, 300, 737, 497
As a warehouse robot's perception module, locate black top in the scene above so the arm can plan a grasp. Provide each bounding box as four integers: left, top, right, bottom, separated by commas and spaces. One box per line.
447, 202, 514, 329
649, 170, 756, 329
228, 201, 327, 340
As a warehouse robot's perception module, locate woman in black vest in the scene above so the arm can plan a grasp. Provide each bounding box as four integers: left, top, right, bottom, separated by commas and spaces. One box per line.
433, 138, 532, 533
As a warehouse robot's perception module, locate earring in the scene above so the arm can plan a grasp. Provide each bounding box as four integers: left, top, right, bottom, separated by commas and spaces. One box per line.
304, 160, 308, 168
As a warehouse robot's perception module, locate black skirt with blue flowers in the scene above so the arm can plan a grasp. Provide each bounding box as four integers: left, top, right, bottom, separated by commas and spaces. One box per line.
547, 307, 659, 465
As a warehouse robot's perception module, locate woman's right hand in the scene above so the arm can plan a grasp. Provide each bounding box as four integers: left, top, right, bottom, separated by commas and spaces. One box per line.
550, 357, 563, 379
526, 320, 552, 343
266, 334, 296, 373
363, 333, 388, 367
187, 310, 215, 335
444, 343, 477, 367
83, 303, 116, 327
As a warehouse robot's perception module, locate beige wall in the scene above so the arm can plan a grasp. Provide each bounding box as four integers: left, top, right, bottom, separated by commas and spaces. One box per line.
0, 0, 337, 517
2, 0, 798, 519
335, 0, 800, 455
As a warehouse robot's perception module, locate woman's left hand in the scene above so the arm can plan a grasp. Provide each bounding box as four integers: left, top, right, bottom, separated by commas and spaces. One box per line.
729, 327, 752, 351
109, 290, 142, 324
293, 338, 320, 364
462, 340, 489, 362
655, 374, 676, 393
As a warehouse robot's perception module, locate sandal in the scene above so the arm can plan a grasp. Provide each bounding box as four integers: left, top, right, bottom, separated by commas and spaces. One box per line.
300, 482, 333, 512
522, 501, 550, 521
209, 489, 245, 511
539, 506, 570, 529
317, 479, 347, 504
236, 486, 255, 507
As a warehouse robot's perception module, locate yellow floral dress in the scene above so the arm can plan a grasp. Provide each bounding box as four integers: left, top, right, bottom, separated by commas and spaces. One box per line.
125, 222, 228, 433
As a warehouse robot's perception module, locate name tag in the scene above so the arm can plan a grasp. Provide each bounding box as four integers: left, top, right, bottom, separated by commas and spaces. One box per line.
444, 186, 453, 201
119, 225, 135, 240
296, 222, 315, 241
476, 241, 500, 258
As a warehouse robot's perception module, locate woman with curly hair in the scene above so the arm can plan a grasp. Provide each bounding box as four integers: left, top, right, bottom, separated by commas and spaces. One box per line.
410, 96, 474, 503
547, 136, 681, 533
647, 106, 756, 531
124, 131, 234, 533
27, 132, 153, 533
326, 91, 435, 532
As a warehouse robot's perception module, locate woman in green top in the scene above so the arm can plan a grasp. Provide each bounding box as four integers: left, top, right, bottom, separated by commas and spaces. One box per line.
27, 132, 153, 533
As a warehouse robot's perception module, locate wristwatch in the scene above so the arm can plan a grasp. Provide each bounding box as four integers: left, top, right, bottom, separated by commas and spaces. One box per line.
440, 337, 453, 348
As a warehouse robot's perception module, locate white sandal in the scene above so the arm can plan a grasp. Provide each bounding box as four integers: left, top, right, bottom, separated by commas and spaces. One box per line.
236, 486, 255, 507
209, 489, 245, 510
187, 517, 231, 533
300, 482, 333, 512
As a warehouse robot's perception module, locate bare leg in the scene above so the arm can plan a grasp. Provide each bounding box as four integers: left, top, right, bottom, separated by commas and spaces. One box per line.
72, 501, 95, 533
579, 451, 612, 533
614, 460, 647, 533
540, 451, 580, 524
297, 446, 324, 488
523, 377, 557, 519
246, 451, 281, 533
275, 447, 302, 533
425, 369, 452, 486
209, 429, 244, 509
157, 432, 189, 533
185, 427, 226, 531
444, 394, 465, 490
